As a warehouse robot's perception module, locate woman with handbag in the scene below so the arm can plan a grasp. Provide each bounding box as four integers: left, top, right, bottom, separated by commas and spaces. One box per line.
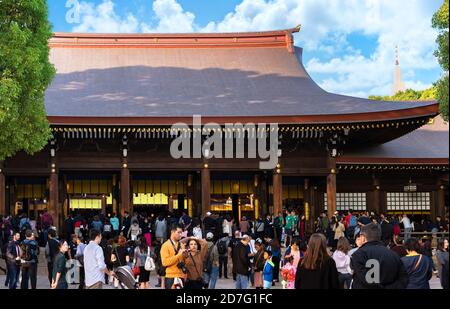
181, 237, 208, 289
111, 236, 129, 288
134, 236, 152, 289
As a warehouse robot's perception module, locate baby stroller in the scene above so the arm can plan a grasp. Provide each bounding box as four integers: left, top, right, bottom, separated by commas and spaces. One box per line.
115, 266, 139, 289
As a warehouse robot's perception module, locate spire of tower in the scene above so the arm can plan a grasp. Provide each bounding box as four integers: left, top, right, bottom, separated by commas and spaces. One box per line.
392, 45, 405, 95
395, 45, 399, 66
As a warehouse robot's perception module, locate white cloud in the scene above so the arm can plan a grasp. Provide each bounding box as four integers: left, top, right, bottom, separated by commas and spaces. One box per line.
141, 0, 196, 33
73, 0, 139, 33
70, 0, 442, 97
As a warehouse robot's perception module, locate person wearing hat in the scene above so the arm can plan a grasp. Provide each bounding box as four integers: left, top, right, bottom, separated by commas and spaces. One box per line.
203, 232, 220, 289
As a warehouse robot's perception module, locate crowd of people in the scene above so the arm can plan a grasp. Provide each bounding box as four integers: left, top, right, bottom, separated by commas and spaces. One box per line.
0, 208, 448, 289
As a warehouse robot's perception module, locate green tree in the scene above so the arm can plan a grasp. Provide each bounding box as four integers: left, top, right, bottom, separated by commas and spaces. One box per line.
0, 0, 55, 161
368, 87, 436, 101
432, 0, 449, 120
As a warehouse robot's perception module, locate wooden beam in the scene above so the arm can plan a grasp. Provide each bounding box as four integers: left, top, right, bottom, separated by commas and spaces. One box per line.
273, 172, 283, 215
437, 180, 446, 218
201, 167, 210, 216
372, 176, 381, 214
121, 159, 131, 215
326, 157, 337, 218
49, 160, 59, 232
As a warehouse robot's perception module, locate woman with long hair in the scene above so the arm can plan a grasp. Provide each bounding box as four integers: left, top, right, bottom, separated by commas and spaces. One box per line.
332, 237, 352, 289
134, 236, 151, 289
295, 233, 339, 289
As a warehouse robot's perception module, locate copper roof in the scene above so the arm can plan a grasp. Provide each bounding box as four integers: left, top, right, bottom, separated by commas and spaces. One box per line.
45, 29, 438, 124
339, 115, 449, 163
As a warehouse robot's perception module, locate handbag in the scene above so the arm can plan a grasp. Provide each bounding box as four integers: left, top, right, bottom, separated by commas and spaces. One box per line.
144, 248, 156, 271
132, 265, 141, 277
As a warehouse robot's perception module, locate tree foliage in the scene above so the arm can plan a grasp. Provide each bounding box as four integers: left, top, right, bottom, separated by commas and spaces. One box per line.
0, 0, 55, 161
432, 0, 449, 120
369, 87, 437, 101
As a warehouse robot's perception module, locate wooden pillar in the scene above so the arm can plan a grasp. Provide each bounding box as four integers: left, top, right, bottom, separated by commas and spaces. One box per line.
0, 164, 5, 216
49, 159, 59, 231
303, 178, 311, 231
273, 171, 283, 215
101, 195, 107, 215
201, 165, 211, 216
437, 180, 446, 218
121, 159, 131, 215
372, 176, 381, 214
326, 158, 337, 218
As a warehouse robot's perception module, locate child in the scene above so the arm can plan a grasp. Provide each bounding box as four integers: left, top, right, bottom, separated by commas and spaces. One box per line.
281, 256, 297, 289
263, 250, 275, 289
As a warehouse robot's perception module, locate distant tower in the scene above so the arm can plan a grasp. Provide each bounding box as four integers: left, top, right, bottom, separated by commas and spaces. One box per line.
392, 45, 405, 95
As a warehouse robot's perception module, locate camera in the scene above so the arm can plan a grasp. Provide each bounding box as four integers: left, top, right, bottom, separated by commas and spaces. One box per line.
177, 262, 188, 274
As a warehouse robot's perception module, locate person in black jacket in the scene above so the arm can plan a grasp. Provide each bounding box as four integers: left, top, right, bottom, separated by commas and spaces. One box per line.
232, 234, 250, 289
294, 233, 339, 289
350, 223, 408, 289
203, 212, 217, 238
5, 232, 21, 289
380, 214, 393, 246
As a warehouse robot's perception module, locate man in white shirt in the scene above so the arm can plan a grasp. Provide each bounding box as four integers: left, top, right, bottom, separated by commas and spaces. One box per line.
83, 229, 114, 289
401, 214, 413, 240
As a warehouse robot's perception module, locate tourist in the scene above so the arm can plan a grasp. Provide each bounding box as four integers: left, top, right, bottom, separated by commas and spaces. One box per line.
91, 215, 103, 232
222, 215, 233, 238
253, 239, 265, 289
436, 238, 449, 288
110, 213, 120, 238
51, 240, 69, 289
160, 224, 188, 289
232, 234, 250, 289
351, 223, 408, 289
230, 230, 242, 280
127, 220, 141, 241
134, 236, 151, 289
142, 217, 152, 247
264, 215, 274, 239
20, 230, 39, 289
281, 256, 296, 289
389, 234, 408, 257
332, 217, 346, 251
64, 214, 74, 240
262, 250, 275, 289
298, 215, 306, 240
401, 238, 433, 289
380, 214, 393, 246
401, 214, 413, 240
284, 211, 296, 247
284, 239, 302, 269
111, 235, 129, 288
271, 239, 282, 285
45, 228, 59, 286
295, 233, 339, 289
84, 229, 114, 289
122, 211, 131, 237
155, 214, 168, 243
5, 232, 21, 289
239, 216, 250, 235
182, 237, 208, 289
255, 217, 265, 240
332, 237, 353, 289
75, 236, 86, 289
217, 233, 230, 279
205, 232, 220, 289
273, 212, 283, 242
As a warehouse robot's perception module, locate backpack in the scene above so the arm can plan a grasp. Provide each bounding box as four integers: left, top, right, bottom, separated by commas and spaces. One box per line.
217, 239, 227, 255
20, 242, 33, 262
349, 216, 357, 227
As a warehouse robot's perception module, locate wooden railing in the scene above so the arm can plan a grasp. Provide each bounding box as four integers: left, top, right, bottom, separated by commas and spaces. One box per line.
399, 231, 449, 248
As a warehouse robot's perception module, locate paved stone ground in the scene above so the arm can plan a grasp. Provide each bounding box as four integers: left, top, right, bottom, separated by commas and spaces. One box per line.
0, 247, 443, 290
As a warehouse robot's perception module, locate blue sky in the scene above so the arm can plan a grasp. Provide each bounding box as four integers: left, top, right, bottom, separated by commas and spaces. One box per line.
47, 0, 444, 98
